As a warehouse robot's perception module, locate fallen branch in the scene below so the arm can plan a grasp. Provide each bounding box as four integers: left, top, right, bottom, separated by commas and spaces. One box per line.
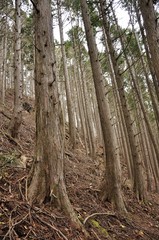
92, 229, 102, 240
18, 181, 25, 201
33, 206, 64, 219
13, 213, 29, 227
3, 206, 18, 240
83, 212, 115, 225
3, 213, 29, 240
34, 214, 68, 240
0, 110, 11, 120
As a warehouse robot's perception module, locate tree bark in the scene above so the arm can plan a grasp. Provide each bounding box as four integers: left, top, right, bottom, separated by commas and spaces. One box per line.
57, 0, 76, 148
28, 0, 85, 231
80, 0, 126, 213
138, 0, 159, 90
100, 0, 146, 201
9, 0, 22, 138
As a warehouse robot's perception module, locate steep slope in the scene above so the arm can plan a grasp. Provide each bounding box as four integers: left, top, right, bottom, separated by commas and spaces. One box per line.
0, 90, 159, 240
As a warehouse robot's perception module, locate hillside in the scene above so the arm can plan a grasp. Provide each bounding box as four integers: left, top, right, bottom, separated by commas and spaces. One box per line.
0, 90, 159, 240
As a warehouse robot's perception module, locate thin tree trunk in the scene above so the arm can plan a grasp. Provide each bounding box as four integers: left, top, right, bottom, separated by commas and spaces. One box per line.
80, 0, 126, 213
100, 0, 146, 201
133, 30, 159, 130
138, 0, 159, 91
57, 0, 76, 148
102, 28, 133, 181
2, 30, 8, 104
72, 38, 89, 154
9, 0, 22, 138
134, 1, 159, 104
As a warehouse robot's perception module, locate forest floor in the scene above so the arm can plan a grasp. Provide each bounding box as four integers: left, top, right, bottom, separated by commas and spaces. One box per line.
1, 90, 159, 240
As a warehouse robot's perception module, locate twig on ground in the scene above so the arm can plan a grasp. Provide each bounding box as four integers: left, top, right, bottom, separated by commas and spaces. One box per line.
32, 205, 64, 219
83, 212, 115, 225
3, 206, 18, 240
0, 129, 23, 152
92, 229, 101, 240
18, 181, 25, 201
13, 213, 29, 227
34, 214, 68, 240
23, 228, 32, 239
0, 185, 8, 192
0, 206, 9, 218
0, 110, 11, 120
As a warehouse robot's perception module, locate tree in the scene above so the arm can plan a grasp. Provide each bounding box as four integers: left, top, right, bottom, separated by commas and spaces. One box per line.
28, 0, 85, 231
57, 0, 76, 148
138, 0, 159, 91
9, 0, 23, 138
67, 25, 97, 157
0, 0, 14, 103
99, 0, 146, 201
80, 0, 126, 213
1, 18, 8, 104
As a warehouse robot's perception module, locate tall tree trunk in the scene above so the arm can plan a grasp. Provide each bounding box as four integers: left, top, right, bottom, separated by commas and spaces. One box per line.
72, 40, 90, 154
80, 0, 126, 213
138, 0, 159, 90
100, 0, 146, 201
134, 2, 159, 104
9, 0, 22, 138
111, 4, 159, 169
57, 0, 76, 148
133, 29, 159, 130
103, 29, 133, 181
2, 29, 8, 104
28, 0, 85, 231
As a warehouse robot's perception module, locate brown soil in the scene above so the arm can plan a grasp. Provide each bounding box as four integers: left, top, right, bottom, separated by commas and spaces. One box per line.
0, 90, 159, 240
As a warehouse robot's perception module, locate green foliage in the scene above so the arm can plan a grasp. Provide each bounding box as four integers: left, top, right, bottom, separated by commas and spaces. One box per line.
87, 1, 102, 28
62, 0, 81, 14
67, 25, 85, 44
124, 30, 140, 58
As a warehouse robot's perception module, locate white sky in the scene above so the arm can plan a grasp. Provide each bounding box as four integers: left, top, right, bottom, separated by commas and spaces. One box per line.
53, 6, 130, 53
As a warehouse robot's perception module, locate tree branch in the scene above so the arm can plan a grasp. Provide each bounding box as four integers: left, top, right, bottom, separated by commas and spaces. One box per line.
30, 0, 40, 13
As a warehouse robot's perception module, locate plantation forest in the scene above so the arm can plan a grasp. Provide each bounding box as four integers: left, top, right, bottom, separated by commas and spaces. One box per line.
1, 0, 159, 239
